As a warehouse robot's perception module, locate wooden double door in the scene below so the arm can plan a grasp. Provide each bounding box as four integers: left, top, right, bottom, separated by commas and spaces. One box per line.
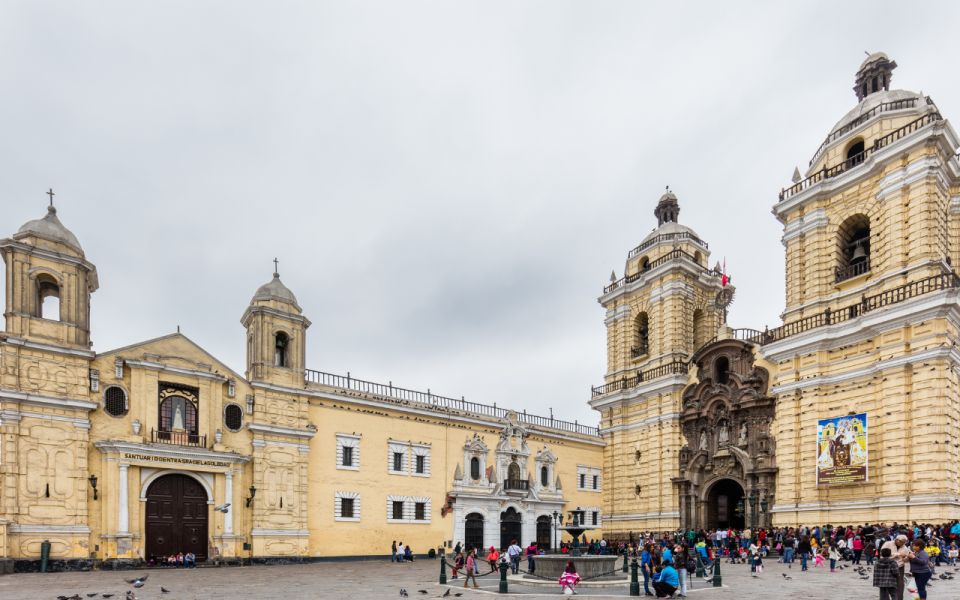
145, 474, 209, 561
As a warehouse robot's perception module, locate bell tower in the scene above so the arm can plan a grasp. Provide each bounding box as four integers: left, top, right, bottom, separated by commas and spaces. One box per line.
241, 261, 311, 387
590, 188, 726, 535
0, 199, 98, 348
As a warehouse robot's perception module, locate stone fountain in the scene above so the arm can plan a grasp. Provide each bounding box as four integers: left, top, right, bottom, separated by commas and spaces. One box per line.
530, 508, 621, 581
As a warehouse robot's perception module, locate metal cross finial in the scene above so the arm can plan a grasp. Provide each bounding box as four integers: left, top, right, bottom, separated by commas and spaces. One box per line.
46, 188, 55, 207
273, 257, 279, 276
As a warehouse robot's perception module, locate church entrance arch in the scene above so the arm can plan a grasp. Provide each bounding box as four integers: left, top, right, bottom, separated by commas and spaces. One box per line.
464, 513, 484, 552
500, 507, 522, 550
705, 478, 745, 530
677, 338, 777, 531
536, 515, 552, 550
145, 473, 209, 562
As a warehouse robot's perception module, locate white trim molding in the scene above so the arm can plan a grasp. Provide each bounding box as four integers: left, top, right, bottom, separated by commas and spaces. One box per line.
334, 491, 361, 522
336, 433, 360, 471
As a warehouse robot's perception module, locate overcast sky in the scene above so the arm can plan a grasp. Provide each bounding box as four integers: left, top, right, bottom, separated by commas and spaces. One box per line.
2, 2, 959, 426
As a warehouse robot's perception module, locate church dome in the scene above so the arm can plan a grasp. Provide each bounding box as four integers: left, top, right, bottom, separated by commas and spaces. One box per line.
251, 272, 300, 308
14, 206, 83, 254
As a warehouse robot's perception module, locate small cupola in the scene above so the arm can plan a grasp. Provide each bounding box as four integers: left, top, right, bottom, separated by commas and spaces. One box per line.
854, 52, 897, 102
654, 187, 680, 226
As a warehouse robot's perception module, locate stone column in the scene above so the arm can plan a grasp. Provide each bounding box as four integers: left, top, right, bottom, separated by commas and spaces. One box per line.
118, 463, 129, 534
224, 471, 234, 535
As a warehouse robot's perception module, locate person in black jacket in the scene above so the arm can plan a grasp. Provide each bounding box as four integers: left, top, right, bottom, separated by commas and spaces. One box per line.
798, 536, 812, 571
873, 547, 899, 600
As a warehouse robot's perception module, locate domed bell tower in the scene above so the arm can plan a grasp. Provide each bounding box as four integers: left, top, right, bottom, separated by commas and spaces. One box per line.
241, 261, 311, 387
0, 199, 98, 348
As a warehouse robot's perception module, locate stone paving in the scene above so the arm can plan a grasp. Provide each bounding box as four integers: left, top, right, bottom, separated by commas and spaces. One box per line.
0, 557, 958, 600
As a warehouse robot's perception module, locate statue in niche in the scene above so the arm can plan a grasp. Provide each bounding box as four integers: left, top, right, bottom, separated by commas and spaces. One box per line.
718, 421, 729, 446
699, 430, 707, 450
739, 422, 748, 446
171, 398, 186, 430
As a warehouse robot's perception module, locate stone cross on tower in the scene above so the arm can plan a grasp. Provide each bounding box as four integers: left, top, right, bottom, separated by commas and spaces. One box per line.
46, 188, 55, 207
273, 257, 279, 276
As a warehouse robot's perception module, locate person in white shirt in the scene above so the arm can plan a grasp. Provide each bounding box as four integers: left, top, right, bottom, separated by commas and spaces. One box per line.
507, 540, 522, 574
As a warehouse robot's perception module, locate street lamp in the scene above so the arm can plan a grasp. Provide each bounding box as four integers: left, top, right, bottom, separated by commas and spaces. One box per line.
552, 510, 559, 553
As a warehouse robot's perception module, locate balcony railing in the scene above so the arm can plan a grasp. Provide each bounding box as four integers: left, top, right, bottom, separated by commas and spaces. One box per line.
627, 231, 709, 259
605, 249, 718, 294
591, 360, 689, 398
780, 111, 942, 203
151, 428, 206, 448
807, 97, 923, 167
835, 258, 871, 283
305, 369, 600, 437
503, 478, 529, 491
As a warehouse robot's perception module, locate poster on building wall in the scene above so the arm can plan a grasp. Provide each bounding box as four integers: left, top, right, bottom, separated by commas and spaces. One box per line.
816, 413, 868, 485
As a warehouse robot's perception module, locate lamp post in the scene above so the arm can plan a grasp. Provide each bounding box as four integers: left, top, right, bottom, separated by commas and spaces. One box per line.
246, 484, 257, 507
759, 493, 769, 530
88, 474, 98, 500
552, 510, 558, 553
748, 491, 758, 530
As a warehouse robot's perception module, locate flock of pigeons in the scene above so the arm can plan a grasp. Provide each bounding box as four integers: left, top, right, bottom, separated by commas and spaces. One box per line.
778, 561, 958, 587
55, 574, 173, 600
399, 589, 461, 598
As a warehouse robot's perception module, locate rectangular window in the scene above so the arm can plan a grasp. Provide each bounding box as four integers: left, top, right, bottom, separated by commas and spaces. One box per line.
579, 473, 585, 489
592, 511, 598, 526
415, 502, 426, 521
392, 501, 404, 520
340, 498, 355, 519
342, 446, 354, 467
415, 455, 425, 474
592, 475, 598, 490
393, 452, 403, 472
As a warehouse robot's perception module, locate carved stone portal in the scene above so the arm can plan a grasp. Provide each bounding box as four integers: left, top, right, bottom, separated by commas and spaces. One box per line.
676, 339, 777, 531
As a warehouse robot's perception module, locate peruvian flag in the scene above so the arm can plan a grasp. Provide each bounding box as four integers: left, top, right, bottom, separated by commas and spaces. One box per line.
721, 258, 729, 287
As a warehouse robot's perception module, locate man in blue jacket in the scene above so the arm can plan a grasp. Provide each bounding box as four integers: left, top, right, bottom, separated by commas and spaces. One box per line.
653, 560, 679, 598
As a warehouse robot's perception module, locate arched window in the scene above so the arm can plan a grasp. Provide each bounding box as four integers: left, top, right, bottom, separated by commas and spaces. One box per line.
36, 274, 60, 321
845, 138, 865, 168
540, 466, 549, 487
104, 386, 128, 417
159, 395, 198, 434
639, 256, 651, 272
224, 404, 243, 431
837, 214, 871, 282
274, 332, 289, 367
715, 356, 730, 385
693, 251, 702, 265
632, 313, 649, 357
470, 457, 480, 480
507, 462, 521, 482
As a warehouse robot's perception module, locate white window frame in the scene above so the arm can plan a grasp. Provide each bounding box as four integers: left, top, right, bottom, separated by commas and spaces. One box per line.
336, 433, 361, 471
388, 443, 407, 475
411, 444, 431, 478
582, 506, 602, 527
577, 465, 602, 492
388, 440, 432, 477
334, 491, 360, 522
386, 494, 432, 524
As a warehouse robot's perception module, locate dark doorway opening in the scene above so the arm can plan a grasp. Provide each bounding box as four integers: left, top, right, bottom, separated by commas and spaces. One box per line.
500, 507, 522, 550
465, 513, 484, 553
706, 478, 745, 530
145, 474, 209, 562
536, 515, 552, 550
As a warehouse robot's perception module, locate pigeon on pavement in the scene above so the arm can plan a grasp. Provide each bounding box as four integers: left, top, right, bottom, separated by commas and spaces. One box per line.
124, 575, 148, 588
161, 587, 171, 593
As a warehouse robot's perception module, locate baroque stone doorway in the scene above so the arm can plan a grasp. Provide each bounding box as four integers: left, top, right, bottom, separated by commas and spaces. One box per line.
706, 478, 744, 530
145, 473, 209, 561
500, 507, 522, 550
675, 338, 777, 531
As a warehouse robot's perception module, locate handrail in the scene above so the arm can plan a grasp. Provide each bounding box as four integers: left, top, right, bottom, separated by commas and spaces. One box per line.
807, 97, 922, 167
591, 360, 689, 398
781, 112, 942, 202
627, 231, 709, 259
305, 369, 600, 437
605, 249, 718, 294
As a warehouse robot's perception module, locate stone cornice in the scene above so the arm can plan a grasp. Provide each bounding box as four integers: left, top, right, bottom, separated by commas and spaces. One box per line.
0, 335, 96, 358
122, 359, 229, 382
599, 258, 715, 305
93, 439, 251, 464
587, 376, 687, 411
0, 388, 98, 411
599, 411, 681, 434
248, 422, 316, 439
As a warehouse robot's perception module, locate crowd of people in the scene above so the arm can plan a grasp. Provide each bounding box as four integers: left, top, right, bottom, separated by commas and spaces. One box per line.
439, 520, 959, 597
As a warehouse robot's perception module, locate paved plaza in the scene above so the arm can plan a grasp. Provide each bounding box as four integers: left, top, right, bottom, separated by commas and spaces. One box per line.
1, 558, 958, 600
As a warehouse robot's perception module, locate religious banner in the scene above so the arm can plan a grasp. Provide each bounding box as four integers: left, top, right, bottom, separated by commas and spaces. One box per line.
816, 413, 868, 485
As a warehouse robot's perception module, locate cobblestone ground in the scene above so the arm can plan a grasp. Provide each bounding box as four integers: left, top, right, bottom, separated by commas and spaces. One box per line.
1, 558, 958, 600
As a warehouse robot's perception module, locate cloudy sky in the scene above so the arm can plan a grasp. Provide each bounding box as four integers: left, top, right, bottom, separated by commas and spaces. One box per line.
2, 2, 959, 426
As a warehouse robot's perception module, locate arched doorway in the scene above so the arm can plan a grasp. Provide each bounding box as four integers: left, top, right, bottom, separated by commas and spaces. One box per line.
536, 515, 552, 550
145, 474, 209, 561
706, 479, 745, 530
500, 507, 522, 550
464, 513, 484, 552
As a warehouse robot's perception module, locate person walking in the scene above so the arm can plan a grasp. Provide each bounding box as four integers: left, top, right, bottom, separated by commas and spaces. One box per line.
829, 543, 840, 572
396, 541, 405, 563
486, 546, 500, 573
853, 535, 864, 565
391, 540, 398, 563
526, 541, 537, 574
865, 539, 877, 566
798, 536, 811, 571
507, 539, 522, 574
908, 539, 932, 600
463, 550, 479, 589
641, 543, 654, 597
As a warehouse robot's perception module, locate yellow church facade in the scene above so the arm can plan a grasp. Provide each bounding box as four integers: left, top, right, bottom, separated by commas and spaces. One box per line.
593, 54, 960, 538
0, 206, 603, 569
